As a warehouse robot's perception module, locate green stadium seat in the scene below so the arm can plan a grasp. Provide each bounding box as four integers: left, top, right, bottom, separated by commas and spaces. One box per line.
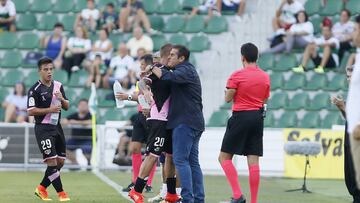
17, 14, 37, 31
24, 70, 39, 86
306, 93, 330, 111
268, 92, 288, 110
285, 92, 309, 110
0, 88, 9, 103
309, 16, 322, 34
124, 108, 138, 120
74, 0, 88, 12
0, 51, 22, 68
64, 88, 78, 103
275, 111, 298, 128
188, 35, 210, 52
321, 112, 343, 129
109, 34, 124, 48
12, 0, 29, 13
30, 0, 53, 13
274, 54, 297, 72
102, 109, 126, 121
68, 70, 89, 87
324, 74, 346, 91
53, 70, 69, 85
304, 0, 322, 16
220, 102, 232, 110
151, 34, 167, 51
339, 51, 351, 72
53, 0, 74, 13
264, 111, 275, 128
189, 54, 197, 67
61, 107, 77, 119
304, 73, 328, 90
258, 53, 275, 71
17, 33, 39, 49
158, 0, 181, 14
270, 73, 284, 90
148, 15, 164, 31
169, 34, 188, 46
1, 70, 23, 86
183, 16, 205, 33
207, 110, 230, 127
346, 0, 360, 15
62, 15, 77, 32
0, 108, 4, 122
98, 0, 117, 8
76, 89, 91, 104
299, 112, 321, 128
204, 16, 228, 34
319, 0, 343, 16
0, 32, 17, 49
37, 14, 60, 31
182, 0, 201, 10
283, 73, 306, 90
98, 90, 115, 108
162, 16, 185, 33
143, 0, 159, 14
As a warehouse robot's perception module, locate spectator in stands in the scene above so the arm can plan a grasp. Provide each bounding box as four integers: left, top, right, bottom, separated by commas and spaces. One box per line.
272, 0, 304, 31
101, 2, 119, 33
1, 82, 28, 123
86, 54, 106, 88
42, 23, 67, 70
74, 0, 100, 32
88, 29, 113, 65
263, 11, 313, 54
130, 47, 147, 77
0, 0, 16, 32
187, 0, 217, 19
216, 0, 247, 22
62, 99, 92, 166
126, 27, 153, 58
118, 0, 155, 34
332, 9, 355, 62
63, 26, 91, 75
102, 43, 135, 89
293, 25, 339, 74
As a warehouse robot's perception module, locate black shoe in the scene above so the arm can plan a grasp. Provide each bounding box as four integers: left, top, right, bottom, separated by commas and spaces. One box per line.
122, 182, 134, 192
230, 195, 246, 203
145, 185, 153, 193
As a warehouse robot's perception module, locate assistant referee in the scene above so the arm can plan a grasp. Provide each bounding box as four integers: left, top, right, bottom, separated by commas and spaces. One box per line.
218, 43, 270, 203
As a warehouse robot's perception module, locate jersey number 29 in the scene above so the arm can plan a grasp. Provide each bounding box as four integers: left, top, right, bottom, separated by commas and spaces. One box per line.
41, 139, 52, 150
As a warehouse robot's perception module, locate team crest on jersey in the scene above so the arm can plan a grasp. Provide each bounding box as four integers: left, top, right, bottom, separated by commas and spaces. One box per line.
154, 147, 160, 152
44, 149, 51, 155
29, 97, 35, 106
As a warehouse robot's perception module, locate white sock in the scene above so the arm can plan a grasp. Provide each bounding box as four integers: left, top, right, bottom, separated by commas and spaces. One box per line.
160, 183, 167, 198
176, 187, 182, 196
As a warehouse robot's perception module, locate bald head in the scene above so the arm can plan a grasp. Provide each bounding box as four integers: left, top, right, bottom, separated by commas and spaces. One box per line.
133, 27, 143, 40
118, 43, 128, 57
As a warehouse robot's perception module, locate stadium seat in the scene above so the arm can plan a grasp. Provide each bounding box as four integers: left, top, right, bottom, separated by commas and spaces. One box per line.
285, 92, 309, 110
73, 0, 88, 12
0, 88, 9, 103
37, 14, 59, 31
17, 33, 39, 49
148, 15, 164, 31
339, 51, 351, 72
306, 93, 330, 111
158, 0, 181, 14
124, 108, 138, 120
304, 73, 328, 90
268, 92, 288, 110
77, 89, 91, 103
151, 34, 167, 51
207, 110, 230, 127
304, 0, 322, 16
182, 0, 201, 10
321, 112, 343, 129
258, 53, 275, 71
61, 107, 77, 118
1, 70, 23, 86
270, 73, 284, 90
183, 16, 205, 33
189, 54, 197, 67
204, 16, 228, 34
98, 90, 115, 107
162, 16, 185, 33
220, 102, 232, 110
0, 32, 17, 49
274, 54, 297, 72
30, 0, 53, 13
102, 109, 126, 121
283, 73, 306, 90
0, 108, 4, 122
188, 35, 210, 52
299, 112, 321, 128
319, 0, 343, 16
109, 34, 124, 48
309, 16, 322, 34
62, 15, 77, 31
53, 70, 69, 85
24, 70, 39, 87
64, 88, 78, 103
17, 14, 37, 31
346, 0, 360, 15
264, 111, 275, 128
324, 74, 346, 91
12, 0, 29, 13
68, 70, 89, 87
275, 111, 298, 128
0, 51, 22, 68
143, 0, 159, 14
98, 0, 117, 8
169, 34, 188, 46
53, 0, 74, 13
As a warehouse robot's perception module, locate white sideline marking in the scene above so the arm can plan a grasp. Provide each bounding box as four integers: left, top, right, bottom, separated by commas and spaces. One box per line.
93, 170, 132, 202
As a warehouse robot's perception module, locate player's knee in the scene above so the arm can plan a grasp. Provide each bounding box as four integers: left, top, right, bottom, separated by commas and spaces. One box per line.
57, 159, 65, 170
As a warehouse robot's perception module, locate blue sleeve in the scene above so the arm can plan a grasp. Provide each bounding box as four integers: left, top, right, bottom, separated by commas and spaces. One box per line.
160, 66, 192, 84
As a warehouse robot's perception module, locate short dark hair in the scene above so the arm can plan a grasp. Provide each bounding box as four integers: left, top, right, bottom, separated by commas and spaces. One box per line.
79, 99, 88, 104
295, 11, 308, 23
356, 14, 360, 24
172, 45, 190, 61
241, 43, 258, 63
54, 22, 64, 29
140, 54, 154, 66
342, 9, 351, 18
37, 57, 53, 70
160, 43, 173, 58
107, 2, 114, 8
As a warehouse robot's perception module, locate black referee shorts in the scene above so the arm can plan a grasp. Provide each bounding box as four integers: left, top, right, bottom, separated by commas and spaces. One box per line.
132, 112, 149, 143
221, 110, 264, 156
34, 124, 66, 162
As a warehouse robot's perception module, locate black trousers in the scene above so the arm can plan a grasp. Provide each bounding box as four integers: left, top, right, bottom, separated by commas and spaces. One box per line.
62, 53, 86, 76
345, 122, 360, 203
339, 41, 352, 64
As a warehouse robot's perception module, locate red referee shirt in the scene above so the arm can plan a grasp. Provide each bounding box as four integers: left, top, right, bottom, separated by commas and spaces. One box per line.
226, 65, 270, 111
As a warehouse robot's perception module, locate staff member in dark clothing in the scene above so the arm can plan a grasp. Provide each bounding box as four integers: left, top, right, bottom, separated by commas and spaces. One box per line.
146, 45, 205, 203
218, 43, 270, 203
332, 65, 360, 203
